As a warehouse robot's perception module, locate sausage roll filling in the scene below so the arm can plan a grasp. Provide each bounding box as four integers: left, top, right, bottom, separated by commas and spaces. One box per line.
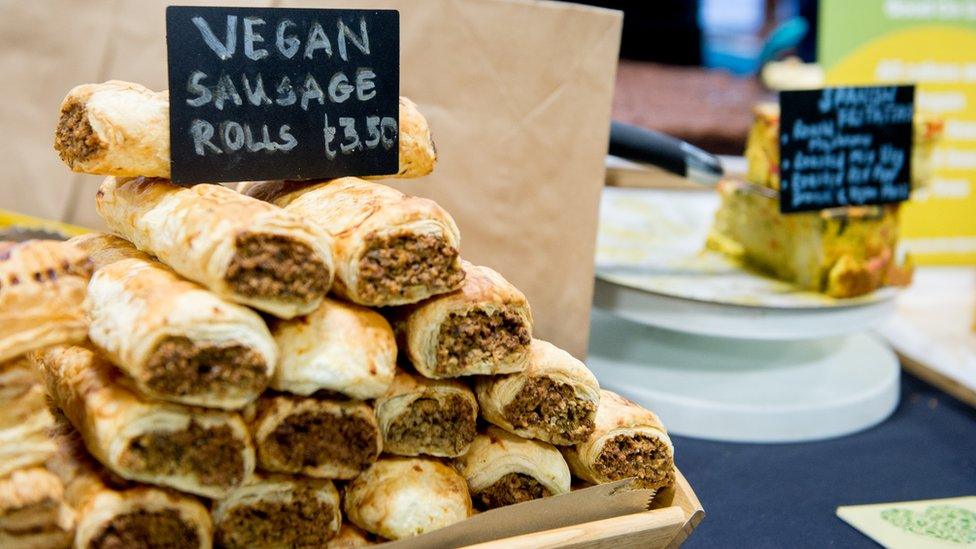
358, 231, 464, 304
216, 482, 340, 549
475, 472, 551, 510
269, 412, 376, 473
384, 394, 476, 457
435, 309, 531, 377
145, 337, 268, 398
90, 509, 200, 549
253, 397, 382, 479
118, 422, 246, 490
224, 232, 328, 304
54, 99, 103, 165
593, 434, 676, 491
502, 377, 597, 444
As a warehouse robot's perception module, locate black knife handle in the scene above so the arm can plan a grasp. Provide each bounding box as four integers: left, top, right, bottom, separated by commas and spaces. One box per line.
609, 121, 723, 185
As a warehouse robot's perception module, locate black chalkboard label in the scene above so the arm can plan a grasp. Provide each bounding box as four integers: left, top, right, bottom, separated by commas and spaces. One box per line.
166, 6, 399, 184
779, 85, 914, 213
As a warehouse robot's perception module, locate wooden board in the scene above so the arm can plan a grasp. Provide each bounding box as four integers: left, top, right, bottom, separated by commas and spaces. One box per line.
466, 469, 704, 549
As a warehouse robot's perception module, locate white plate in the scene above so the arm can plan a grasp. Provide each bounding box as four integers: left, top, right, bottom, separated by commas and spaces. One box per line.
596, 186, 897, 309
587, 310, 900, 443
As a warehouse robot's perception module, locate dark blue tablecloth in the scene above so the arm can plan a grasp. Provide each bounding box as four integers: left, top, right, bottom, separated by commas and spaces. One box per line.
676, 372, 976, 548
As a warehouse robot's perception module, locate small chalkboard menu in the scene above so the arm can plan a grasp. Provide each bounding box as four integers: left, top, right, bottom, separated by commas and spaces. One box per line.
778, 85, 914, 213
166, 6, 399, 184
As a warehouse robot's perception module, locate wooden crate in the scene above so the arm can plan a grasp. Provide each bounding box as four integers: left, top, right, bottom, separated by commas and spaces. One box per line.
465, 469, 704, 548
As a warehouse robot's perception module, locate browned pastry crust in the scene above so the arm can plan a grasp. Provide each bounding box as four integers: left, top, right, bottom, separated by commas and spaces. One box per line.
0, 240, 91, 363
561, 390, 675, 492
391, 262, 532, 378
374, 370, 477, 457
95, 176, 333, 319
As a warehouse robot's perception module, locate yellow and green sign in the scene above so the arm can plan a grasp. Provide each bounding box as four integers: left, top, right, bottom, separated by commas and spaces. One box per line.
821, 0, 976, 264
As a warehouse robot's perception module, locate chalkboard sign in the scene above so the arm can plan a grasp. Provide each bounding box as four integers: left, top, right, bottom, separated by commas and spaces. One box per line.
166, 6, 399, 184
779, 85, 914, 213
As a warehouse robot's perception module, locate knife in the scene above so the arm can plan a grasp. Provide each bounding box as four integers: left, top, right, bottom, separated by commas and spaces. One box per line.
609, 121, 724, 186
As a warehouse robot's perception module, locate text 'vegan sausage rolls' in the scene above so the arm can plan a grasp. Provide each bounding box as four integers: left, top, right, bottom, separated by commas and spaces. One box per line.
213, 474, 341, 549
239, 177, 464, 307
96, 176, 334, 319
392, 262, 533, 378
561, 390, 675, 493
457, 426, 571, 510
249, 395, 381, 479
74, 234, 277, 410
270, 298, 396, 400
0, 240, 92, 363
343, 457, 471, 540
55, 81, 437, 179
476, 339, 600, 445
374, 370, 478, 458
47, 435, 213, 549
33, 345, 255, 499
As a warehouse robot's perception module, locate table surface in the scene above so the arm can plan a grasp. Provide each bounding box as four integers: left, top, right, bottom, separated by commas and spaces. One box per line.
678, 371, 976, 548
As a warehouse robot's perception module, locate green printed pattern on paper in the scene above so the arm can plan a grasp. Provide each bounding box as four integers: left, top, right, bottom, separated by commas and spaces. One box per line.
880, 505, 976, 544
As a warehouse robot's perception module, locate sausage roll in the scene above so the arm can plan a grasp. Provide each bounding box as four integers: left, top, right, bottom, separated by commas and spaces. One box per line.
33, 344, 255, 499
239, 177, 463, 307
0, 468, 73, 549
55, 81, 436, 179
249, 395, 381, 479
561, 390, 675, 492
374, 370, 477, 458
343, 457, 471, 540
0, 359, 57, 477
270, 298, 396, 400
213, 474, 341, 548
476, 339, 599, 445
46, 435, 213, 549
74, 234, 277, 410
392, 262, 532, 378
96, 176, 334, 319
458, 426, 571, 510
0, 240, 92, 363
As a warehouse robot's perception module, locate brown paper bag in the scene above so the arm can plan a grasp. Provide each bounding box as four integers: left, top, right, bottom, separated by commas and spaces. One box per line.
0, 0, 621, 358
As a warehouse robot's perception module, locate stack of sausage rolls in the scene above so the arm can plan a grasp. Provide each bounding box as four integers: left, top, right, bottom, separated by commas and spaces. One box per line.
0, 79, 678, 547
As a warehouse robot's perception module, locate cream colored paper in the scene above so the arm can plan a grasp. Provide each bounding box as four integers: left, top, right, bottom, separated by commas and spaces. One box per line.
837, 497, 976, 548
0, 0, 621, 359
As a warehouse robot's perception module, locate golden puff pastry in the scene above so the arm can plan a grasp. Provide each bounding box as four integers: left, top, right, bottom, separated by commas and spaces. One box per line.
33, 344, 255, 499
0, 358, 57, 478
75, 233, 277, 410
561, 390, 675, 492
270, 298, 395, 400
96, 176, 334, 319
239, 177, 463, 307
55, 81, 436, 179
374, 370, 477, 458
392, 262, 532, 378
249, 394, 381, 479
343, 457, 471, 540
213, 473, 341, 548
0, 240, 92, 363
457, 426, 571, 510
46, 435, 213, 549
476, 339, 600, 445
326, 522, 384, 548
0, 467, 73, 549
